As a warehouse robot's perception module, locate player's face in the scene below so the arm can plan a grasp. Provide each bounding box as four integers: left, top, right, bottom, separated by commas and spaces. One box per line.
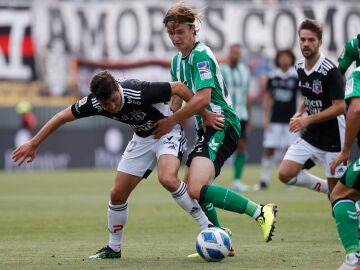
166, 22, 196, 56
98, 91, 121, 114
278, 53, 293, 70
299, 29, 322, 59
229, 46, 241, 65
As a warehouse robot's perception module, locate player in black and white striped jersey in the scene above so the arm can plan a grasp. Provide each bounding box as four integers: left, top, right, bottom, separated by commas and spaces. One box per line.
278, 19, 347, 195
12, 70, 224, 259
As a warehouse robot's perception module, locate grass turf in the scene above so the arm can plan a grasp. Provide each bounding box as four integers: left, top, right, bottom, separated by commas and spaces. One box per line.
0, 165, 347, 269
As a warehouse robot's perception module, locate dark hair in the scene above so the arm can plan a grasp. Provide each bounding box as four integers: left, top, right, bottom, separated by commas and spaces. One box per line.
298, 18, 322, 40
230, 43, 241, 50
163, 1, 201, 35
274, 49, 296, 67
90, 70, 118, 100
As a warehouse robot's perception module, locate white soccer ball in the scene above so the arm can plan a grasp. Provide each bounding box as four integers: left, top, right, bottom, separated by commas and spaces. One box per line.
195, 227, 231, 262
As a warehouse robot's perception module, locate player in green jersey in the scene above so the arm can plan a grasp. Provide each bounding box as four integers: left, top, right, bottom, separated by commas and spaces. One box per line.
153, 2, 277, 248
330, 67, 360, 270
220, 44, 252, 192
338, 35, 360, 75
338, 34, 360, 239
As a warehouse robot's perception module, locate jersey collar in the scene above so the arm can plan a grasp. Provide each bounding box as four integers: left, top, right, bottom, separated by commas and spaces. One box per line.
304, 52, 325, 76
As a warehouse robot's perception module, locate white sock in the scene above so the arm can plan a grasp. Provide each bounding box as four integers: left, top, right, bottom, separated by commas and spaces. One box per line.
261, 155, 275, 184
287, 170, 329, 193
172, 181, 211, 230
108, 202, 128, 252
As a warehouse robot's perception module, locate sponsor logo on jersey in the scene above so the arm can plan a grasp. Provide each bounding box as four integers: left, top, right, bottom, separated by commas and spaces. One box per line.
91, 97, 103, 112
78, 96, 88, 107
312, 79, 323, 94
129, 120, 153, 132
197, 61, 212, 80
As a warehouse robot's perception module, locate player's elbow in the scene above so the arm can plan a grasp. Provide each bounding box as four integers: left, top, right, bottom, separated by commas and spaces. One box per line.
337, 102, 346, 115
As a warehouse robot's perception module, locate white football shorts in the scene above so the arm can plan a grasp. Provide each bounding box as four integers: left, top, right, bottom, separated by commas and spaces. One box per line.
117, 125, 187, 178
283, 137, 347, 178
263, 123, 299, 149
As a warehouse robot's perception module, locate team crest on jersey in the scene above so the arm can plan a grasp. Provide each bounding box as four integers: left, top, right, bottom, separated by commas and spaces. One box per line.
131, 110, 146, 121
197, 61, 212, 80
312, 79, 323, 94
286, 79, 296, 89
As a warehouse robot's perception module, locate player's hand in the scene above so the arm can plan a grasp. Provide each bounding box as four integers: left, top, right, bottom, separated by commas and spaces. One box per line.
202, 111, 224, 132
12, 141, 37, 167
152, 117, 177, 139
330, 151, 349, 175
289, 116, 308, 133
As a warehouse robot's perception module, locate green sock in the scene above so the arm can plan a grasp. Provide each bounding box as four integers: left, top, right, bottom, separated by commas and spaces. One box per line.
333, 200, 359, 255
203, 185, 259, 217
234, 153, 246, 180
201, 202, 221, 227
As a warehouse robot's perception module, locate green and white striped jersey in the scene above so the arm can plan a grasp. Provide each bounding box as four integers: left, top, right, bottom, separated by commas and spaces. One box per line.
220, 62, 251, 120
338, 36, 360, 72
170, 42, 240, 135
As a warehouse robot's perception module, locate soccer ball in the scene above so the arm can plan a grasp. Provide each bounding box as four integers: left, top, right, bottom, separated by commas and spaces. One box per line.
195, 227, 231, 262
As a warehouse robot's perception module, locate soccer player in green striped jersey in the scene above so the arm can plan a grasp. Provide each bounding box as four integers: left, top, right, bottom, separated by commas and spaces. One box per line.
220, 44, 252, 192
330, 67, 360, 270
338, 35, 360, 75
153, 2, 277, 247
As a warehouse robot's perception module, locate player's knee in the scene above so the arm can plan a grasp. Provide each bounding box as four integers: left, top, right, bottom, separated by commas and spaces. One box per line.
278, 170, 291, 184
158, 174, 179, 192
186, 182, 201, 200
110, 187, 127, 205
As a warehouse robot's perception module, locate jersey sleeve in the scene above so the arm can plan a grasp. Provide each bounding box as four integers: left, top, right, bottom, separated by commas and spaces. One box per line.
345, 68, 360, 101
338, 39, 356, 72
327, 67, 345, 100
121, 79, 171, 105
71, 94, 100, 118
192, 50, 216, 92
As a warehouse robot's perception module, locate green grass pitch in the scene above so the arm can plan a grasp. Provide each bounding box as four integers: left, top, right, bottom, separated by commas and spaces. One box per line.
0, 165, 346, 269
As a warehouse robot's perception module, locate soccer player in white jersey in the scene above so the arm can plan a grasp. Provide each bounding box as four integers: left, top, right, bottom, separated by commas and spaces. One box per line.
153, 2, 277, 251
278, 19, 347, 195
12, 71, 222, 259
220, 44, 252, 192
254, 49, 300, 190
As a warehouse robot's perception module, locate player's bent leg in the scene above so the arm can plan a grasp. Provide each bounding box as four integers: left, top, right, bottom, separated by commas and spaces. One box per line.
158, 155, 212, 230
278, 159, 303, 184
187, 158, 277, 242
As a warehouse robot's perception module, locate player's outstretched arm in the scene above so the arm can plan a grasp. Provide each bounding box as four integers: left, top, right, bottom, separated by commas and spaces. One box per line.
12, 106, 76, 167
